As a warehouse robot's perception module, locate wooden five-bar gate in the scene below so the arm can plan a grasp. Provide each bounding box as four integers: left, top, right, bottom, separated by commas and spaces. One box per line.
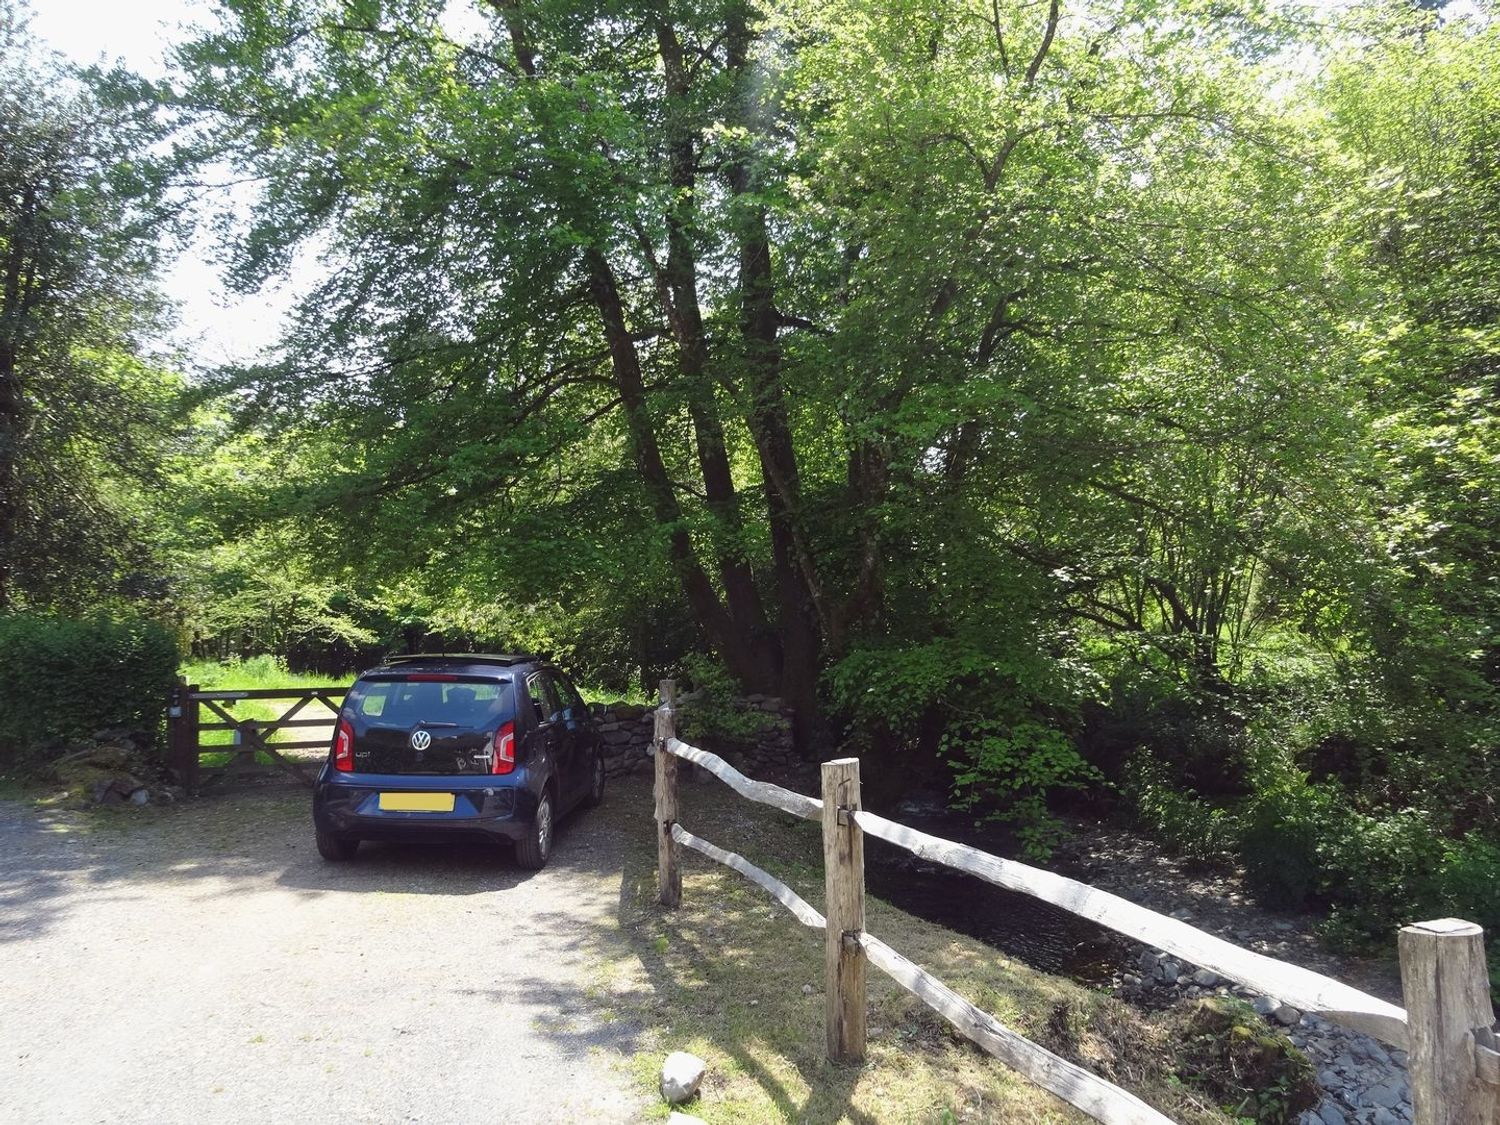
166, 680, 347, 790
648, 680, 1500, 1125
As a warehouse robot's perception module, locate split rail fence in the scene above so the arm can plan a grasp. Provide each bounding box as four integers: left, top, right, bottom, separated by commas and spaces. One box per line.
648, 680, 1500, 1125
166, 680, 346, 790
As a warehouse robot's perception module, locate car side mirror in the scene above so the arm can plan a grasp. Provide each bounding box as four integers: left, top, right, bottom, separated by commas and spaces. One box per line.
588, 702, 608, 721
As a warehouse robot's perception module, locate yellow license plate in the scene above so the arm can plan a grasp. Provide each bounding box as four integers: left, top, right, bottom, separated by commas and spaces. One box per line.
378, 792, 455, 813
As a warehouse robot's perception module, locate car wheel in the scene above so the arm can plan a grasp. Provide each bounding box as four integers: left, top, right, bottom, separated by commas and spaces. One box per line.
515, 791, 554, 870
316, 830, 359, 861
583, 754, 606, 808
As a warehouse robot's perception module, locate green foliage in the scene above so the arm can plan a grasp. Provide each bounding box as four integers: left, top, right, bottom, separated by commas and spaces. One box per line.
1239, 779, 1345, 910
0, 6, 183, 612
676, 654, 779, 747
179, 655, 349, 693
1176, 997, 1319, 1124
0, 613, 179, 768
946, 718, 1099, 859
1123, 756, 1243, 866
831, 624, 1099, 856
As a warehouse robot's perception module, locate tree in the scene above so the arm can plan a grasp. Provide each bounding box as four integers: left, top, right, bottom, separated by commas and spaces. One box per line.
172, 0, 1332, 749
0, 3, 180, 610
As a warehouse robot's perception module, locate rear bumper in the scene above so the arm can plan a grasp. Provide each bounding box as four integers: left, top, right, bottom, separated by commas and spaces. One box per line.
313, 768, 541, 843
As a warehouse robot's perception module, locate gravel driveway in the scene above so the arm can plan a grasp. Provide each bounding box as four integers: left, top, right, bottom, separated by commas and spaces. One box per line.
0, 784, 648, 1124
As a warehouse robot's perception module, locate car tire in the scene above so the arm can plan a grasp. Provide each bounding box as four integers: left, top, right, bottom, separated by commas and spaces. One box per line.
316, 830, 359, 861
583, 754, 606, 808
515, 791, 554, 870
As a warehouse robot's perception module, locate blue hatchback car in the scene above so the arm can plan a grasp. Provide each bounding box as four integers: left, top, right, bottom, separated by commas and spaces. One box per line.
312, 654, 607, 869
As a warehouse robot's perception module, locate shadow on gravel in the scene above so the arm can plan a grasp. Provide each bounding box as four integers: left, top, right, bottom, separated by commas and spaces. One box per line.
0, 781, 626, 940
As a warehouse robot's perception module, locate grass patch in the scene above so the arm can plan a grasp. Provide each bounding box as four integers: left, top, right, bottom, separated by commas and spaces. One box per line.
592, 775, 1238, 1124
180, 657, 353, 752
180, 655, 351, 693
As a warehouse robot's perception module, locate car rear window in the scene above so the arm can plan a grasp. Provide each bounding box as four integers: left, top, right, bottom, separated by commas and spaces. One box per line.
349, 677, 513, 727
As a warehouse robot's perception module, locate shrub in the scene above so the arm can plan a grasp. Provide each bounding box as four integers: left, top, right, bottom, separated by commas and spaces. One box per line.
0, 613, 180, 769
1176, 996, 1319, 1123
829, 630, 1100, 859
1239, 780, 1343, 909
675, 653, 779, 746
1122, 754, 1241, 865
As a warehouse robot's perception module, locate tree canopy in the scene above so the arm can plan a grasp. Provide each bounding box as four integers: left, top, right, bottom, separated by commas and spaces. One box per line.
7, 0, 1500, 918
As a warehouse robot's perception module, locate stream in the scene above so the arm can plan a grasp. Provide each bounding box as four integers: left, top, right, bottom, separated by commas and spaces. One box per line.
859, 795, 1129, 985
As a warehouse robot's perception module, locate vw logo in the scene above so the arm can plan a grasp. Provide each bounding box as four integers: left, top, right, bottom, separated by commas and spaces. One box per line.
410, 729, 432, 752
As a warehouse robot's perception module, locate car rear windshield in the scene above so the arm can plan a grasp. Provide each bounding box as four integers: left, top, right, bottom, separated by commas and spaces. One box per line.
347, 676, 514, 728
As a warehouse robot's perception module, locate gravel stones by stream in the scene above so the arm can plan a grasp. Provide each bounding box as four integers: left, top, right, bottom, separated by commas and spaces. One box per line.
1054, 821, 1410, 1125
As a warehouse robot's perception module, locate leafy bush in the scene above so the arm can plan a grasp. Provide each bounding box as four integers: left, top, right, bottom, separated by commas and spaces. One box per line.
1239, 780, 1343, 909
947, 717, 1100, 858
830, 629, 1100, 858
1083, 661, 1254, 796
1176, 996, 1319, 1123
0, 613, 180, 768
1122, 755, 1241, 865
676, 654, 779, 746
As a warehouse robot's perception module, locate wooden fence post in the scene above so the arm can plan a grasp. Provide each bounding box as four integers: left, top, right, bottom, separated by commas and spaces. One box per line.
166, 680, 186, 781
654, 678, 681, 908
1399, 918, 1499, 1125
822, 757, 867, 1063
182, 683, 201, 792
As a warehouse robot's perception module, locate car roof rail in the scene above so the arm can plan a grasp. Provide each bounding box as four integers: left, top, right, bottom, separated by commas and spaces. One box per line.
380, 653, 542, 667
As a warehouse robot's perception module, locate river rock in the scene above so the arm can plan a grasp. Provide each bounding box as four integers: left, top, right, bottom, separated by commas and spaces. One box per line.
660, 1051, 706, 1104
1317, 1101, 1348, 1125
1192, 968, 1220, 987
1273, 1004, 1302, 1026
1253, 995, 1279, 1017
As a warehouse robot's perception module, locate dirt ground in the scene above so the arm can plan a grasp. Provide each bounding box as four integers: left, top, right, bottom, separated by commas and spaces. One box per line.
0, 781, 650, 1124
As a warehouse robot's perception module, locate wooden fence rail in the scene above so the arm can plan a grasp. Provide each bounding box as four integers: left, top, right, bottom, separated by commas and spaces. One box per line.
647, 680, 1500, 1125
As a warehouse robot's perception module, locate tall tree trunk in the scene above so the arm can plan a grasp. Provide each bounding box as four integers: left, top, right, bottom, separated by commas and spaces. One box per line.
494, 0, 776, 690
725, 7, 824, 750
0, 336, 17, 612
654, 15, 779, 692
583, 247, 770, 688
0, 184, 38, 612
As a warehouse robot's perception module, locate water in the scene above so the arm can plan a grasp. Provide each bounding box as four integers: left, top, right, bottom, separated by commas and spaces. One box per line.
861, 804, 1127, 984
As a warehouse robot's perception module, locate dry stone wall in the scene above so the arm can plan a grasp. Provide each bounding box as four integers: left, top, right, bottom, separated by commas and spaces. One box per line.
595, 692, 799, 780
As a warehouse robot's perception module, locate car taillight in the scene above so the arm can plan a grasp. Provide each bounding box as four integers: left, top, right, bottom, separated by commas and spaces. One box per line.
492, 721, 515, 775
333, 718, 354, 772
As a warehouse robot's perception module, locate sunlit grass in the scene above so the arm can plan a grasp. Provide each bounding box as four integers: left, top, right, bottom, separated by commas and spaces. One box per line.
180, 655, 351, 693
594, 778, 1232, 1125
180, 657, 351, 751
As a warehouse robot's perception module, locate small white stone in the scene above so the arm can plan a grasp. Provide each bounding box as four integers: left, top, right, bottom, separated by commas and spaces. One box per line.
802, 984, 814, 995
660, 1051, 706, 1105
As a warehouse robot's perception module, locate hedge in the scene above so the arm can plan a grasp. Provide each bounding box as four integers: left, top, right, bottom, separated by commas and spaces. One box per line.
0, 613, 180, 767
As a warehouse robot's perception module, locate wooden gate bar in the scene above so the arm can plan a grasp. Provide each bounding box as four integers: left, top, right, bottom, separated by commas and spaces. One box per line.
168, 684, 347, 792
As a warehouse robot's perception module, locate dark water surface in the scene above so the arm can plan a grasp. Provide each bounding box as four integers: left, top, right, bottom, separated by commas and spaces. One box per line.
861, 801, 1128, 985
